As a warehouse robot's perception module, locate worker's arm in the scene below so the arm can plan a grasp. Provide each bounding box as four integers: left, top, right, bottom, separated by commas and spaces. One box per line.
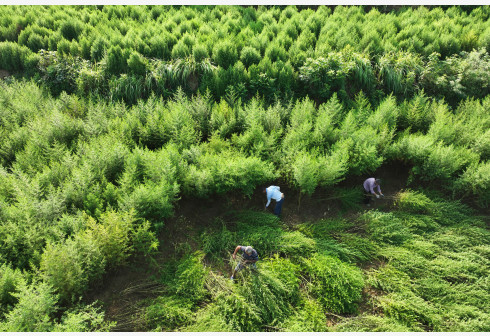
377, 185, 383, 196
265, 189, 271, 208
232, 246, 241, 260
370, 182, 379, 197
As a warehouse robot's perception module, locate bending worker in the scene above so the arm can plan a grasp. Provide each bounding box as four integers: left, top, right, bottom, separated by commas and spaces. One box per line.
231, 245, 258, 280
264, 185, 285, 217
363, 178, 384, 206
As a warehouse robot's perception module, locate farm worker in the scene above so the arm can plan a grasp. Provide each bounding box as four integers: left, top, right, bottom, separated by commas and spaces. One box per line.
363, 178, 383, 205
230, 245, 258, 280
264, 185, 285, 217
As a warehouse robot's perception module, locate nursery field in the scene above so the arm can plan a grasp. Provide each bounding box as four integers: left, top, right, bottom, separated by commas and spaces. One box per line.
0, 5, 489, 332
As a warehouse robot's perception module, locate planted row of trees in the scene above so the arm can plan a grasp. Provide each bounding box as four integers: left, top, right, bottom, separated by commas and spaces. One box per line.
1, 6, 489, 105
1, 6, 489, 63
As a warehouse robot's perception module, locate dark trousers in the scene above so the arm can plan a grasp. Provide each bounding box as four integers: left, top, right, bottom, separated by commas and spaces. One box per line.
363, 188, 371, 204
274, 198, 284, 216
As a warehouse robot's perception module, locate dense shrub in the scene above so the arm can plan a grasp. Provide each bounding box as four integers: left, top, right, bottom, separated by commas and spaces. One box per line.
0, 264, 25, 316
104, 45, 129, 76
52, 303, 114, 332
0, 281, 58, 332
127, 51, 147, 76
145, 296, 193, 331
304, 254, 364, 314
280, 297, 327, 332
40, 233, 106, 303
0, 42, 36, 72
395, 190, 435, 214
212, 41, 238, 69
173, 251, 207, 303
363, 210, 412, 245
240, 46, 261, 68
183, 149, 276, 198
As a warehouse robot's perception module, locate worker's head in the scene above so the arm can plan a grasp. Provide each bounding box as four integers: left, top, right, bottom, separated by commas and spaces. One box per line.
263, 187, 267, 194
375, 178, 381, 186
245, 246, 253, 255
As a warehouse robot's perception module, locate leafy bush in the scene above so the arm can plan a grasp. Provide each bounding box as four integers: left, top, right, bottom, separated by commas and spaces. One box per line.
455, 161, 490, 207
240, 46, 261, 68
0, 42, 36, 72
59, 20, 83, 41
395, 190, 435, 214
121, 180, 178, 225
183, 149, 276, 198
105, 45, 129, 76
363, 210, 412, 246
0, 263, 25, 316
82, 210, 136, 268
127, 51, 147, 76
174, 251, 207, 303
52, 303, 114, 332
304, 254, 364, 314
212, 41, 238, 69
40, 233, 106, 303
145, 296, 193, 331
280, 297, 327, 332
1, 281, 58, 332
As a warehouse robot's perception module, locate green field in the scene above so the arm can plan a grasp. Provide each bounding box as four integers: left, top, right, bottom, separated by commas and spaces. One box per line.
0, 5, 489, 332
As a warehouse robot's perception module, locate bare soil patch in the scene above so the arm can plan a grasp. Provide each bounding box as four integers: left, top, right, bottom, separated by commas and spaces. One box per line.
0, 69, 10, 78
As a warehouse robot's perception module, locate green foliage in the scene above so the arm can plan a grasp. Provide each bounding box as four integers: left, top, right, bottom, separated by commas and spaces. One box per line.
0, 264, 25, 316
0, 6, 489, 332
183, 148, 276, 198
367, 264, 412, 293
127, 51, 147, 76
40, 233, 106, 303
174, 251, 207, 303
214, 291, 262, 331
105, 45, 129, 76
280, 297, 327, 332
333, 314, 413, 332
59, 20, 83, 41
395, 189, 435, 214
240, 46, 261, 68
378, 291, 439, 329
0, 42, 37, 72
145, 296, 193, 331
52, 303, 115, 332
456, 161, 490, 207
82, 210, 136, 268
212, 40, 238, 69
201, 225, 236, 260
1, 281, 58, 332
305, 254, 364, 314
363, 210, 412, 245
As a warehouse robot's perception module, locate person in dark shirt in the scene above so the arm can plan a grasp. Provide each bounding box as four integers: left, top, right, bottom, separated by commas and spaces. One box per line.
230, 245, 258, 280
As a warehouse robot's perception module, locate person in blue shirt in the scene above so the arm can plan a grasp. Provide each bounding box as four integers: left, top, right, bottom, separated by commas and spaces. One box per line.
230, 245, 258, 280
264, 185, 285, 217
